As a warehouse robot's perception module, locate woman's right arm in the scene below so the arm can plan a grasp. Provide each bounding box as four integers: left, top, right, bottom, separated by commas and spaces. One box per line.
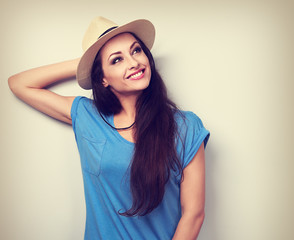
8, 58, 80, 125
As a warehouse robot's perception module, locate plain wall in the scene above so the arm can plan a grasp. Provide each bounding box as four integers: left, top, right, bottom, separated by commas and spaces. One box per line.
1, 0, 293, 239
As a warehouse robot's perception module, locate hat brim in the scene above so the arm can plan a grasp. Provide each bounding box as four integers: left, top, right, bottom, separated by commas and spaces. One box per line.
77, 19, 155, 90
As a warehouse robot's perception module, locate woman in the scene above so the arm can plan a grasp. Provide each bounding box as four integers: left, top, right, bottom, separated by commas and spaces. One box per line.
8, 17, 210, 240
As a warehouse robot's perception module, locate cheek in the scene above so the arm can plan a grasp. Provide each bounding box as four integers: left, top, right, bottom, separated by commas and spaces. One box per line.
142, 54, 150, 65
144, 58, 151, 75
101, 60, 120, 82
144, 58, 151, 73
104, 67, 125, 84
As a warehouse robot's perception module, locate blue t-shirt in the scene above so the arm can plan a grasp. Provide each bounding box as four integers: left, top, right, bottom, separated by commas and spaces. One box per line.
71, 96, 210, 240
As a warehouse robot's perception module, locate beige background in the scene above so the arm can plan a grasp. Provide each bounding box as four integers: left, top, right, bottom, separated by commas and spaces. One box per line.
1, 0, 293, 239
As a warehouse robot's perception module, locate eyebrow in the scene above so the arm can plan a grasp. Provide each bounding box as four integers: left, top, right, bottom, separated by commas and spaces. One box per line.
108, 41, 139, 60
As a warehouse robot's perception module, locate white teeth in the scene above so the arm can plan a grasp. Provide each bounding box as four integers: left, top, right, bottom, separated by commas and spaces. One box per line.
130, 71, 143, 78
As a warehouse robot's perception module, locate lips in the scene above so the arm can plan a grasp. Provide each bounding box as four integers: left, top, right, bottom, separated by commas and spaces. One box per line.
126, 69, 145, 80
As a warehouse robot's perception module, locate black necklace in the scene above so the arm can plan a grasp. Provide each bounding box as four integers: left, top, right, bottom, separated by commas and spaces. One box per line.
98, 111, 135, 131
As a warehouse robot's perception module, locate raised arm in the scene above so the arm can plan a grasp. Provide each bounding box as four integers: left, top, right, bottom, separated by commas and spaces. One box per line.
8, 58, 80, 124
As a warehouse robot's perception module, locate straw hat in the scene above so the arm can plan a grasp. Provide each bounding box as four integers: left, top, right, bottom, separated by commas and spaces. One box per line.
76, 16, 156, 89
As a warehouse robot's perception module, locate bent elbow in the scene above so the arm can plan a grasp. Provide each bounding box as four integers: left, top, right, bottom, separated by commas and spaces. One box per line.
8, 75, 18, 93
8, 74, 23, 96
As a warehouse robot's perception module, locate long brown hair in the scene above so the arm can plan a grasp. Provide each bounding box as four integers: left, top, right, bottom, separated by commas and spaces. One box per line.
91, 33, 183, 216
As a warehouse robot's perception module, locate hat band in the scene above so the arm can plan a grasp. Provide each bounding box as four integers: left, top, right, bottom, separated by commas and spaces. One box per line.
98, 26, 118, 39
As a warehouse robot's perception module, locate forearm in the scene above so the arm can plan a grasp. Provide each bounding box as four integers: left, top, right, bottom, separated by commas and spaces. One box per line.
172, 212, 205, 240
8, 58, 80, 123
8, 58, 80, 94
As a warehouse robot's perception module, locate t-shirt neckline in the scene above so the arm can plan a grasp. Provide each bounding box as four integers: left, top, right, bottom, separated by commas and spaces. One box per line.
110, 115, 135, 146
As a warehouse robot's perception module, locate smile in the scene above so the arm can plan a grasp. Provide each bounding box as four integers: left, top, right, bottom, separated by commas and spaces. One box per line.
127, 69, 145, 80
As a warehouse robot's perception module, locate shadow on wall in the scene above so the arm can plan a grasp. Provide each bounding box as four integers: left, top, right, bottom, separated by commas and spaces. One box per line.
200, 143, 219, 240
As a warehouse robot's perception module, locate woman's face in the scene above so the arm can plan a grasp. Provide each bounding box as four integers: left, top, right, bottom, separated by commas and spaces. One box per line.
100, 33, 151, 99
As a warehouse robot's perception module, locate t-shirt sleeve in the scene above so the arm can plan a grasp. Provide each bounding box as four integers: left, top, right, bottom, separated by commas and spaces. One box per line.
180, 112, 210, 168
70, 96, 85, 132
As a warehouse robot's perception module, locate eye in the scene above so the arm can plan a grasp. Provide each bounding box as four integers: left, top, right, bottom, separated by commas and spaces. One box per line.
112, 57, 122, 65
132, 46, 142, 55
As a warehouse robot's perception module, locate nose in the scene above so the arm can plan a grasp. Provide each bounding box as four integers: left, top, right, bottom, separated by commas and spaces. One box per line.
127, 55, 139, 70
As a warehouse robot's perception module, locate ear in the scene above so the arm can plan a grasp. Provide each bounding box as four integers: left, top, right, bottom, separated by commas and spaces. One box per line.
102, 78, 109, 88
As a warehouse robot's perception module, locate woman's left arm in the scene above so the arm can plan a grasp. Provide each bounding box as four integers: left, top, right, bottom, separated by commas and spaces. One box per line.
172, 142, 206, 240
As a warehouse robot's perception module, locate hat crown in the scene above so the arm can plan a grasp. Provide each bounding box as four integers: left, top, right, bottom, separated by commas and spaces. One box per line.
77, 16, 155, 89
82, 16, 118, 51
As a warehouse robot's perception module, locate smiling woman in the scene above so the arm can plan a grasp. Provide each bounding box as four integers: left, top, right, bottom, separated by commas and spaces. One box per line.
99, 33, 151, 98
8, 16, 210, 240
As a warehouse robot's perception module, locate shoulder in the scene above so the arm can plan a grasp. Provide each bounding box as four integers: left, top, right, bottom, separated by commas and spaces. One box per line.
71, 96, 94, 114
175, 110, 205, 130
72, 96, 93, 107
71, 96, 97, 125
175, 110, 210, 149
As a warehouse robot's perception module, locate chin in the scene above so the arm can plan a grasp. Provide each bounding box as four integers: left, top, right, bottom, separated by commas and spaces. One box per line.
138, 78, 151, 91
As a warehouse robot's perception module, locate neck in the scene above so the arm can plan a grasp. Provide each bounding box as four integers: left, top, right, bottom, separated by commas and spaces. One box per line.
114, 93, 139, 129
